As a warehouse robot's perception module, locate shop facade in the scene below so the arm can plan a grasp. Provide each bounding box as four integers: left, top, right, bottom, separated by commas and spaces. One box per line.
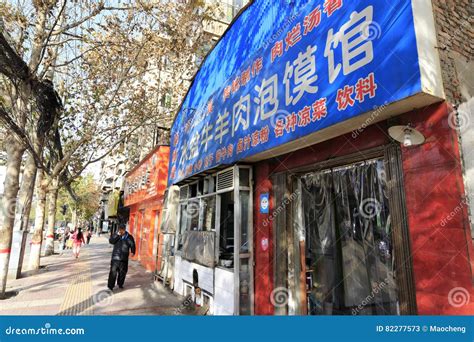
166, 0, 474, 315
124, 145, 169, 272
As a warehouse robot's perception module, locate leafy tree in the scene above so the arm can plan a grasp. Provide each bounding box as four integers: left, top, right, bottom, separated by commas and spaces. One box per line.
0, 0, 219, 295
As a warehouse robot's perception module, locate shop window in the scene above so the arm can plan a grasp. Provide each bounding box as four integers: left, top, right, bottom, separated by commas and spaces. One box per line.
185, 284, 193, 298
178, 203, 188, 250
187, 199, 200, 231
190, 183, 198, 198
200, 196, 216, 231
239, 258, 251, 315
218, 191, 234, 267
198, 179, 204, 195
239, 168, 250, 187
203, 176, 216, 194
203, 293, 213, 313
239, 191, 249, 253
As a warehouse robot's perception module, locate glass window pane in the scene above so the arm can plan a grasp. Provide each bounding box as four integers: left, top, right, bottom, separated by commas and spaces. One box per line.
239, 168, 250, 187
218, 192, 234, 267
200, 196, 216, 231
188, 199, 199, 231
240, 191, 249, 253
239, 258, 251, 315
178, 203, 188, 250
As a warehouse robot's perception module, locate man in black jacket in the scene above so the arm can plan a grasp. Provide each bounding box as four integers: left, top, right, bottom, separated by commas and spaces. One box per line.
107, 224, 136, 291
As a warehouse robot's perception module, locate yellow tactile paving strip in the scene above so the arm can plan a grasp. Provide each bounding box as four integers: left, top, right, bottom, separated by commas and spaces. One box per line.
57, 250, 93, 316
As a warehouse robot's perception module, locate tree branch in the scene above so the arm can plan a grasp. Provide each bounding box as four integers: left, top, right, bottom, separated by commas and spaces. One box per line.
0, 104, 46, 170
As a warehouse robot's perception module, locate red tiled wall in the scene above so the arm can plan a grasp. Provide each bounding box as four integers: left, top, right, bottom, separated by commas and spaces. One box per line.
399, 102, 474, 314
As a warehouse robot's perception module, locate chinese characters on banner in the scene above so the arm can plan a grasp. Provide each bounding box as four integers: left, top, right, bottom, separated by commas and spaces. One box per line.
169, 0, 420, 185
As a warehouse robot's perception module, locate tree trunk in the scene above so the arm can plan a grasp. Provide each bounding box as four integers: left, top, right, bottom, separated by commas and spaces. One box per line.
28, 170, 47, 271
44, 178, 59, 256
72, 207, 78, 228
0, 137, 25, 296
7, 153, 37, 280
13, 154, 37, 232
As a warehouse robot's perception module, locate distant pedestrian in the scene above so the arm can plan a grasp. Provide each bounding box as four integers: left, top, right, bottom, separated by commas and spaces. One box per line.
62, 228, 70, 250
86, 230, 92, 244
72, 228, 85, 259
107, 224, 135, 291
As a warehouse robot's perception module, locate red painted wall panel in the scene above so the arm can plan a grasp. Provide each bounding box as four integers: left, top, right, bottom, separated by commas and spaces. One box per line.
253, 162, 274, 315
398, 102, 474, 315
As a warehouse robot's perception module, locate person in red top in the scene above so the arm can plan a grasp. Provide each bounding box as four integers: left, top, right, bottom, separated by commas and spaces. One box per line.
72, 228, 85, 259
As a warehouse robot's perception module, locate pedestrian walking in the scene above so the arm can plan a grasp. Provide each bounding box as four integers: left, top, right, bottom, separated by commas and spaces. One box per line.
107, 224, 135, 291
86, 230, 92, 244
72, 228, 85, 259
62, 228, 70, 250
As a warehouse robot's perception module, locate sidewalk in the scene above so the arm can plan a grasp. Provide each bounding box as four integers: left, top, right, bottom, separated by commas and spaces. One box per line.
0, 236, 197, 315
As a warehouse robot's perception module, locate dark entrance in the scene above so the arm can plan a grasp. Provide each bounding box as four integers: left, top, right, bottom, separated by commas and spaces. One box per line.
272, 146, 417, 315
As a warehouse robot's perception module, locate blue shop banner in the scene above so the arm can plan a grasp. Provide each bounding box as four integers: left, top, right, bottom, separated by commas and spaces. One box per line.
169, 0, 421, 185
0, 316, 473, 342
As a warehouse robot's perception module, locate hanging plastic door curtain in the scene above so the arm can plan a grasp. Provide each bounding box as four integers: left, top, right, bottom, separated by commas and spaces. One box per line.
299, 159, 399, 315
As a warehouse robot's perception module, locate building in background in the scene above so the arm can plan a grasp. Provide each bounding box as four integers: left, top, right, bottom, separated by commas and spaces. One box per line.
166, 0, 473, 316
97, 0, 249, 234
123, 145, 169, 272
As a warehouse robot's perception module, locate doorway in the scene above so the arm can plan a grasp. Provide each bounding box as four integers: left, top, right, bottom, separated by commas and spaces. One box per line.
272, 146, 417, 315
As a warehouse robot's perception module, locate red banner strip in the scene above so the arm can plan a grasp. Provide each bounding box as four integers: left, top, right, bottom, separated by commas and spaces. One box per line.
0, 248, 11, 254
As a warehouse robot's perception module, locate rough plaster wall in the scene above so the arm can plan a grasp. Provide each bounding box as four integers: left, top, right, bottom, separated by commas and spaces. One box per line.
431, 0, 474, 232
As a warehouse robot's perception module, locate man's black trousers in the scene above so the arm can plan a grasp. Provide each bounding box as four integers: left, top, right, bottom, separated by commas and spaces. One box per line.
108, 260, 128, 290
